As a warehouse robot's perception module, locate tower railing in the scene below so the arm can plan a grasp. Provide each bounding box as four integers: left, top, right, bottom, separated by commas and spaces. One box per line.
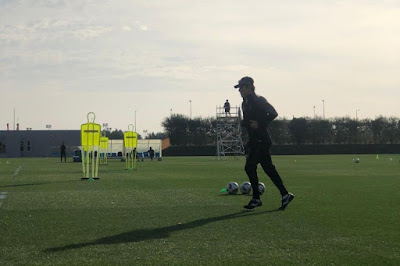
216, 106, 244, 159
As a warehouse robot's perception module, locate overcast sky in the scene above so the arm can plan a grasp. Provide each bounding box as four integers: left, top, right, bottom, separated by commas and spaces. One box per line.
1, 0, 399, 134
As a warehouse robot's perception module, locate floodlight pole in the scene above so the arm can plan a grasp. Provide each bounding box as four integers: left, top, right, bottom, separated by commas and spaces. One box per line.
313, 106, 316, 119
189, 100, 192, 119
322, 100, 325, 119
356, 109, 360, 120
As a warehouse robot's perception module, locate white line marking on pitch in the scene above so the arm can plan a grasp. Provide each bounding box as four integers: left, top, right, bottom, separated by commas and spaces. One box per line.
0, 195, 6, 200
13, 165, 22, 176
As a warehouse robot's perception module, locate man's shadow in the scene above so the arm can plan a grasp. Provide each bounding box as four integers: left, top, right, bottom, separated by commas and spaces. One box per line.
45, 208, 279, 253
0, 180, 80, 188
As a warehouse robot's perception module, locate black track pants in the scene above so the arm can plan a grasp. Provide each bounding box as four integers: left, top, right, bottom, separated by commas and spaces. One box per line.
244, 145, 288, 199
61, 152, 66, 162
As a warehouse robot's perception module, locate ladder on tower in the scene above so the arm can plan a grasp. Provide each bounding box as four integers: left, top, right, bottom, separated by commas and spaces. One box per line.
216, 106, 245, 159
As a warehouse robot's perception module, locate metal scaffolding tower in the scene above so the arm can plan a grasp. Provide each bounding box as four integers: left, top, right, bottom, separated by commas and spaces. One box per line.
216, 106, 244, 159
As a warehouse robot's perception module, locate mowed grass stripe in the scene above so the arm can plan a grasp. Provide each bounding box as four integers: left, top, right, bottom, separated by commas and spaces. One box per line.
0, 155, 399, 265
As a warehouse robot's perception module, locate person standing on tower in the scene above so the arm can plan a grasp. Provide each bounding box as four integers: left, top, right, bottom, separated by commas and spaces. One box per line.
224, 99, 231, 116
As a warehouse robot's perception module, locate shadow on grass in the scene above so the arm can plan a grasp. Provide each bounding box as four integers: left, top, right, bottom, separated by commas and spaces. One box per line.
45, 208, 280, 253
218, 194, 252, 197
0, 180, 81, 188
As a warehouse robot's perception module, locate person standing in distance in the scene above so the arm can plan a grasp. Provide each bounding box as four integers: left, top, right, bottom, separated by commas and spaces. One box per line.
60, 142, 67, 163
224, 99, 231, 116
234, 76, 294, 210
148, 147, 155, 161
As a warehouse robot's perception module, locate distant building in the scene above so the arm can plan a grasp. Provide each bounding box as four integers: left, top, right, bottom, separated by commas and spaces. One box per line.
0, 130, 169, 159
0, 130, 80, 158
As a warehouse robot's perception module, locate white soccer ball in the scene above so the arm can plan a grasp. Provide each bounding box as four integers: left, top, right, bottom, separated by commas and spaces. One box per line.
226, 182, 239, 195
258, 182, 266, 195
354, 158, 360, 163
240, 182, 252, 194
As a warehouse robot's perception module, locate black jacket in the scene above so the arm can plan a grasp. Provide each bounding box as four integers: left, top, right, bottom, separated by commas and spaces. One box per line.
241, 93, 278, 148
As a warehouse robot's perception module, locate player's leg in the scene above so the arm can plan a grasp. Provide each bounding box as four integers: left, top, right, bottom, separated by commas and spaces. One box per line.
243, 150, 262, 209
260, 149, 294, 209
260, 154, 288, 196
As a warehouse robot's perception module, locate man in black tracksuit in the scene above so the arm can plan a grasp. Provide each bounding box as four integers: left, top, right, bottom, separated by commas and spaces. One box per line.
60, 142, 67, 163
234, 76, 294, 210
148, 147, 155, 161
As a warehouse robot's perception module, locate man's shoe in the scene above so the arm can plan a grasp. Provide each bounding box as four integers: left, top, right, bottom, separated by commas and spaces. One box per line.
279, 192, 294, 210
244, 199, 262, 209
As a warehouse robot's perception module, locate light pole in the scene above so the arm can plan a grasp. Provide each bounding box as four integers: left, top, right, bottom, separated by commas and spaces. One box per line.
189, 100, 192, 119
322, 100, 325, 119
356, 109, 360, 120
313, 106, 316, 119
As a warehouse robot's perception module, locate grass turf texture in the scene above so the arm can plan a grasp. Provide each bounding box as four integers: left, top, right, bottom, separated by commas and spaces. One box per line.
0, 155, 399, 265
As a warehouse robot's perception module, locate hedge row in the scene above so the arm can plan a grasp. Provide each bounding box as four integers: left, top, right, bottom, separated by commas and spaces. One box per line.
163, 144, 400, 156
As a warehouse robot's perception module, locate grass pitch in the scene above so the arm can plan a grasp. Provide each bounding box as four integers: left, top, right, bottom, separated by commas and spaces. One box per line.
0, 155, 399, 265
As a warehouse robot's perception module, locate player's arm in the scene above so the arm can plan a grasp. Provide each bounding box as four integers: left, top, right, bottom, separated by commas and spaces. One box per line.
241, 102, 250, 129
256, 97, 278, 129
240, 102, 250, 155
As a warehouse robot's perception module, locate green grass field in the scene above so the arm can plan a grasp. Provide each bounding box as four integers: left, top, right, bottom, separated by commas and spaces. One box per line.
0, 155, 399, 265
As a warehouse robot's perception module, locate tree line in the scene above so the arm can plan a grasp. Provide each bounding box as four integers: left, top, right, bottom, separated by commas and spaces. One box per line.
162, 114, 216, 145
271, 117, 400, 144
103, 129, 167, 140
161, 115, 400, 145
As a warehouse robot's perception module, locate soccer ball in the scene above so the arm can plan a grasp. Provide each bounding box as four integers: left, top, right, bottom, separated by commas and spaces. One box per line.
226, 182, 239, 195
240, 182, 252, 194
258, 182, 266, 195
354, 158, 360, 163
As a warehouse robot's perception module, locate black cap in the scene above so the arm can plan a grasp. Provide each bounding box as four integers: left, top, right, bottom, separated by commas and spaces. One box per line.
234, 76, 254, 89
